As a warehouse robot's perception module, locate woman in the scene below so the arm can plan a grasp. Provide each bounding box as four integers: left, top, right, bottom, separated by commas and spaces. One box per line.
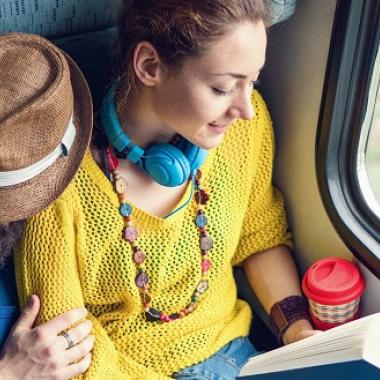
0, 33, 94, 379
16, 1, 317, 379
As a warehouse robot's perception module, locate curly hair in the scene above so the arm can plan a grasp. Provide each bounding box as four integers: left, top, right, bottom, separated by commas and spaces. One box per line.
0, 220, 26, 268
114, 0, 267, 103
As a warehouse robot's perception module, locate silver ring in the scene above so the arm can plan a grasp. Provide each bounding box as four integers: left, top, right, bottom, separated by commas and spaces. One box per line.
63, 332, 75, 349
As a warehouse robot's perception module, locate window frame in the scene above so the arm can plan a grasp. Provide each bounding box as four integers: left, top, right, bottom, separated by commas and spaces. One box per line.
316, 0, 380, 277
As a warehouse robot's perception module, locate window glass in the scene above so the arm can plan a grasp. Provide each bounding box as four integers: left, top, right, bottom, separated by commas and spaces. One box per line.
357, 45, 380, 217
366, 85, 380, 205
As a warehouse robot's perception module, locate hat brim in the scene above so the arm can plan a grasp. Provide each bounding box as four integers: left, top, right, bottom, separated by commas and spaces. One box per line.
0, 53, 93, 224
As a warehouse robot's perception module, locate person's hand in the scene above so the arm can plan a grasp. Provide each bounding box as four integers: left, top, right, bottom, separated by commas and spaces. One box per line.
0, 295, 94, 380
282, 319, 322, 345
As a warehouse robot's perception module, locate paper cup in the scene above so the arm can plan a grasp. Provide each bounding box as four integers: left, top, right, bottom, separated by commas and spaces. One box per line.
302, 257, 365, 330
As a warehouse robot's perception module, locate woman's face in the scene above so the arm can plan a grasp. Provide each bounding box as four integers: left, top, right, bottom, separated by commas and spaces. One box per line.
151, 21, 267, 150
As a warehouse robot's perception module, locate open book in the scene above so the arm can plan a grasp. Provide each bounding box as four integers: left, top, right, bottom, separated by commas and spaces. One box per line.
238, 312, 380, 380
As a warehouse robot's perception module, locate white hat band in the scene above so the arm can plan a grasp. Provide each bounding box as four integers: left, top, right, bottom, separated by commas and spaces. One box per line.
0, 116, 76, 187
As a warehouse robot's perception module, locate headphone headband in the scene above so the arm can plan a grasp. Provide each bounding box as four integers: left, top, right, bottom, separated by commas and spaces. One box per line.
100, 83, 144, 163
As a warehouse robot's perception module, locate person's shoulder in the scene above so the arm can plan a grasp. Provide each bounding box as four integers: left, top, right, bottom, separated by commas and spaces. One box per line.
251, 90, 272, 129
252, 89, 269, 108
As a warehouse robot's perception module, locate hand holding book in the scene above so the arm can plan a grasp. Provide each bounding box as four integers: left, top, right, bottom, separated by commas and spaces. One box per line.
282, 319, 321, 345
239, 312, 380, 379
239, 257, 371, 379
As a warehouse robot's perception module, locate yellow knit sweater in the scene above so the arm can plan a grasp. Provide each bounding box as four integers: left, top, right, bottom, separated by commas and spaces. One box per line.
15, 91, 291, 379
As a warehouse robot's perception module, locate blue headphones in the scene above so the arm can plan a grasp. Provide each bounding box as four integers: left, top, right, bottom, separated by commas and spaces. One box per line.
100, 82, 208, 187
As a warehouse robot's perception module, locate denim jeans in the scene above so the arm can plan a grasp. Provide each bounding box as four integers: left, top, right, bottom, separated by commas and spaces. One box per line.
172, 337, 259, 380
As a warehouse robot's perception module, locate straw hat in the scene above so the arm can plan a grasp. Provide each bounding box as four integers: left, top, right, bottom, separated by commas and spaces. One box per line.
0, 33, 93, 224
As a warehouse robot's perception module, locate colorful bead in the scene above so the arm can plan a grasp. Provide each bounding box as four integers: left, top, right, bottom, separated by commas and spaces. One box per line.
195, 190, 209, 205
201, 259, 212, 272
145, 308, 161, 322
123, 226, 138, 241
199, 234, 213, 251
120, 194, 129, 202
120, 203, 132, 217
197, 280, 208, 293
135, 272, 149, 288
160, 314, 170, 322
195, 213, 208, 227
107, 150, 119, 172
133, 249, 146, 264
115, 177, 128, 194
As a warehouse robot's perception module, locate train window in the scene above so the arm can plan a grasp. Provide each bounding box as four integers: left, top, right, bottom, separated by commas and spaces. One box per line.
358, 66, 380, 217
317, 0, 380, 277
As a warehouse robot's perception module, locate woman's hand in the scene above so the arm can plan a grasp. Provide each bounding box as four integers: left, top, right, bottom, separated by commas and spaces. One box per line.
282, 319, 321, 345
0, 295, 94, 380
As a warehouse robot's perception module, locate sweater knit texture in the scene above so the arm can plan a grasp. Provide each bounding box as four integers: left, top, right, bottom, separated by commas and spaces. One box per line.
15, 91, 292, 379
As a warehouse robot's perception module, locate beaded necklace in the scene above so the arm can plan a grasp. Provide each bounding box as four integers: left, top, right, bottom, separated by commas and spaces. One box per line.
106, 146, 213, 323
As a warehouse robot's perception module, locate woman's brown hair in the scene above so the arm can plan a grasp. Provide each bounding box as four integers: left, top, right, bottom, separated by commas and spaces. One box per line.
114, 0, 267, 103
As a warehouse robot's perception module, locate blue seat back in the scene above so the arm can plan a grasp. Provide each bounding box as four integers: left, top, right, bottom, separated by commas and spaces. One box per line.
0, 0, 119, 348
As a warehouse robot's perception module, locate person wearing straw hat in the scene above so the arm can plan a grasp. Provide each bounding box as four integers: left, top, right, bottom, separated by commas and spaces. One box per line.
0, 33, 94, 379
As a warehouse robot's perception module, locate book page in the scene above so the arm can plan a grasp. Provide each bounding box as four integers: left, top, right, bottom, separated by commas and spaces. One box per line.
240, 313, 380, 377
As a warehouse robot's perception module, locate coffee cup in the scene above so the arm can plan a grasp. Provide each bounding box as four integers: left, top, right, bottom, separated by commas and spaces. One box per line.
302, 257, 365, 330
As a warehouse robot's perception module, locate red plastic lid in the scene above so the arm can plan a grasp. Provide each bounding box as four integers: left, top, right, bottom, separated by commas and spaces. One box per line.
302, 257, 365, 305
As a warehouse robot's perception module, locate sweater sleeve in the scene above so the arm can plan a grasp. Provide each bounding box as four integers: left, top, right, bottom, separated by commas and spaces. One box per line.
14, 188, 171, 380
232, 93, 293, 266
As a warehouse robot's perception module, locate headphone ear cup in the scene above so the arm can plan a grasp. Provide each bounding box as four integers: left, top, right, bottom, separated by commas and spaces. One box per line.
143, 144, 191, 187
180, 141, 208, 172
